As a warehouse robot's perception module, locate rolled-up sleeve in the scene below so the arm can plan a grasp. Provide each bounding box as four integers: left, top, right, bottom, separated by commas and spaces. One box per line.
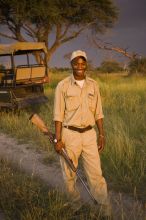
94, 85, 104, 121
53, 83, 65, 122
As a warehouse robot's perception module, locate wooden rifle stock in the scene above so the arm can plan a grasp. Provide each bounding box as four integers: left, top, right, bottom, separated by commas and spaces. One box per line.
29, 113, 55, 142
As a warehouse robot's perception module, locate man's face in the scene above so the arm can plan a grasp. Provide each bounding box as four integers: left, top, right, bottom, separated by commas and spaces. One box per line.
71, 56, 87, 79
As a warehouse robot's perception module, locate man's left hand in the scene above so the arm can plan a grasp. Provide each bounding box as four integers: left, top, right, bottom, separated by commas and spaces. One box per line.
98, 135, 105, 152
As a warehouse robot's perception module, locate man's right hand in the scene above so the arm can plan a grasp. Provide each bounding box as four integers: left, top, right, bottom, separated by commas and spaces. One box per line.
54, 140, 65, 154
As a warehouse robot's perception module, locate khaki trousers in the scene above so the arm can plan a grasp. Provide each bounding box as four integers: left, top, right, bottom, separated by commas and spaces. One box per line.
60, 127, 109, 206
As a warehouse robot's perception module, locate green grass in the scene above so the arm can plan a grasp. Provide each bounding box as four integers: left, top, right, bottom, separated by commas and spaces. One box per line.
0, 159, 94, 220
0, 160, 144, 220
0, 72, 146, 204
99, 75, 146, 201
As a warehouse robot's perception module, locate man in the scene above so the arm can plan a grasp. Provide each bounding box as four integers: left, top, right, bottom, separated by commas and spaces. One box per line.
53, 50, 112, 219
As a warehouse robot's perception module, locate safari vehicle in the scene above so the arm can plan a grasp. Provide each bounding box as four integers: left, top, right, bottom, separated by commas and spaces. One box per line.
0, 42, 49, 110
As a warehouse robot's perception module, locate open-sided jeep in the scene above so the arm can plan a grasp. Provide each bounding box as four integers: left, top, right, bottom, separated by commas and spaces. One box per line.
0, 42, 49, 110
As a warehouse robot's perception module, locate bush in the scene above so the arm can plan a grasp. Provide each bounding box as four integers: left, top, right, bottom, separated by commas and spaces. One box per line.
128, 57, 146, 74
97, 60, 123, 73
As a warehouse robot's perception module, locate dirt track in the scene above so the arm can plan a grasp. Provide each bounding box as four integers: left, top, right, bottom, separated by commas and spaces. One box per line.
0, 133, 145, 220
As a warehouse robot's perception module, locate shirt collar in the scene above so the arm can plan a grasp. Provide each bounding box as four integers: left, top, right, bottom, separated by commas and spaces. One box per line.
70, 73, 89, 85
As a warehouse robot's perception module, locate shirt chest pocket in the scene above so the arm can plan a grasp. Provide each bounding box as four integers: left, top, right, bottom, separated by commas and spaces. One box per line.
65, 91, 80, 112
88, 90, 96, 112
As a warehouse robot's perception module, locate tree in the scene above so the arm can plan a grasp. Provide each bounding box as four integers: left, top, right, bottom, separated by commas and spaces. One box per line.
128, 57, 146, 74
98, 60, 123, 73
0, 0, 118, 64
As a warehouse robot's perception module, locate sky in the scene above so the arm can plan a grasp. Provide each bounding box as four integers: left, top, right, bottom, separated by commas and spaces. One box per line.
49, 0, 146, 67
0, 0, 146, 68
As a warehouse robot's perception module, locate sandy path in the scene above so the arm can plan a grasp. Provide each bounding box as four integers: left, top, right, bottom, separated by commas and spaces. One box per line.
0, 133, 145, 220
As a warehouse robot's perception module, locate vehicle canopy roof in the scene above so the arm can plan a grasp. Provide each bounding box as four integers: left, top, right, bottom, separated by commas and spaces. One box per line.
0, 42, 47, 56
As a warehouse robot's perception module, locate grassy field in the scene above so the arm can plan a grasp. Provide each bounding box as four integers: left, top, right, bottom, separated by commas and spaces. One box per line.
0, 71, 146, 218
0, 159, 94, 220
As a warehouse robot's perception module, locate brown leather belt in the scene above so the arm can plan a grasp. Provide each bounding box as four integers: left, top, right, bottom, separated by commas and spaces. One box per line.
64, 125, 92, 133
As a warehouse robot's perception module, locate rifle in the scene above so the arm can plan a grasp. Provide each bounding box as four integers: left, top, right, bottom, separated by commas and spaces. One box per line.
29, 113, 98, 205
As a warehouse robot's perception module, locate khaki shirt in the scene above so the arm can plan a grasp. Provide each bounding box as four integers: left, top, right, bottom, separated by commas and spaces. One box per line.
53, 74, 104, 128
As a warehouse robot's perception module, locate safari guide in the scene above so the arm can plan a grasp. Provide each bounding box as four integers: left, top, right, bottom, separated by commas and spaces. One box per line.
53, 50, 112, 220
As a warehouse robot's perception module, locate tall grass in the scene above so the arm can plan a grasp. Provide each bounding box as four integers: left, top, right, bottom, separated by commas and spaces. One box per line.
0, 159, 145, 220
0, 159, 94, 220
0, 72, 146, 202
99, 75, 146, 201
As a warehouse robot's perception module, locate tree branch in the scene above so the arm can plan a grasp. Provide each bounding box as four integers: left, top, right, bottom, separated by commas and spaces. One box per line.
44, 28, 50, 47
23, 24, 37, 41
48, 40, 60, 55
6, 20, 16, 34
92, 37, 140, 60
59, 23, 70, 39
56, 23, 62, 41
14, 26, 26, 42
60, 27, 84, 44
48, 24, 64, 56
0, 32, 17, 40
60, 22, 94, 44
4, 19, 25, 41
23, 24, 36, 35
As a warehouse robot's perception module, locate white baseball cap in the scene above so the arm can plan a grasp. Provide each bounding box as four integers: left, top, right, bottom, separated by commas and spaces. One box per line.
70, 50, 87, 61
